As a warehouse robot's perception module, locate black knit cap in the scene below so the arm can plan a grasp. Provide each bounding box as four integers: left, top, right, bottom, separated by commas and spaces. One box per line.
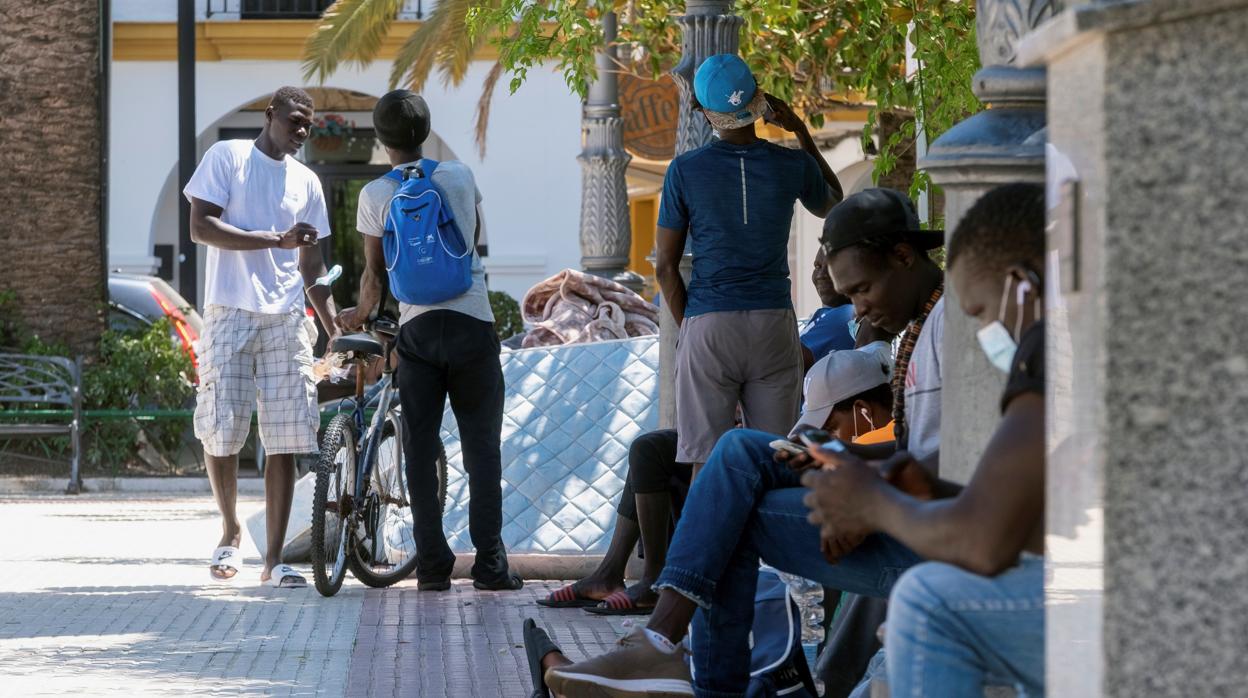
373, 89, 431, 151
821, 188, 944, 254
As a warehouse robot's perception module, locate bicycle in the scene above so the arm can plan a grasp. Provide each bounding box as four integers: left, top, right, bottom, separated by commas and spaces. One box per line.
309, 270, 448, 597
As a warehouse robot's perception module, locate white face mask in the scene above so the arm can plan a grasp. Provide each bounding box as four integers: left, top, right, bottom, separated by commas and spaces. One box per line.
976, 275, 1032, 374
847, 316, 862, 342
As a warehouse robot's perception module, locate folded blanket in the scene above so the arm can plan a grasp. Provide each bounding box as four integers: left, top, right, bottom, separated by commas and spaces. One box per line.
520, 269, 660, 348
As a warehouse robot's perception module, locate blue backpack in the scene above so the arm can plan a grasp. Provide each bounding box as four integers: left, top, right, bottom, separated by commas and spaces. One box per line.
381, 161, 474, 305
690, 569, 819, 698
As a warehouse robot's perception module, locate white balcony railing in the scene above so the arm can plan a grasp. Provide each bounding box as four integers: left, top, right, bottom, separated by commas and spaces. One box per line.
204, 0, 428, 20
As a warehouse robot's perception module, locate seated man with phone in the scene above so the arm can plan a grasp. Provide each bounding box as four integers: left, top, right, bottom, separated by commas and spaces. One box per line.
803, 183, 1047, 696
534, 345, 896, 697
539, 189, 948, 697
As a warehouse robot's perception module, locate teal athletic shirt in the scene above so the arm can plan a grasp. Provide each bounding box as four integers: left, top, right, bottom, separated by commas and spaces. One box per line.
658, 138, 834, 317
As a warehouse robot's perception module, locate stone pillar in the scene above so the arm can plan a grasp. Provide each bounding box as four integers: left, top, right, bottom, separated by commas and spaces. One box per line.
1019, 2, 1248, 695
918, 0, 1060, 482
578, 12, 643, 292
658, 0, 741, 429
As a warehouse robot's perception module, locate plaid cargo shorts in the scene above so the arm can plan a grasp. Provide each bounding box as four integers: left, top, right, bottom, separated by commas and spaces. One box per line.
194, 305, 320, 458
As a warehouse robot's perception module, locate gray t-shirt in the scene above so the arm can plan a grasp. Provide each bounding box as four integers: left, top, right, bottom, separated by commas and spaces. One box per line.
903, 296, 944, 460
357, 160, 494, 325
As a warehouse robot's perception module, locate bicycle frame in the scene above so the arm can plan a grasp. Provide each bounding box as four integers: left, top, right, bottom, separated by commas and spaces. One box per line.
348, 332, 397, 507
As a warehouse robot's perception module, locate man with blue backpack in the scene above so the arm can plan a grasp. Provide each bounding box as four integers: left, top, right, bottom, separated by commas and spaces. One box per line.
337, 89, 522, 592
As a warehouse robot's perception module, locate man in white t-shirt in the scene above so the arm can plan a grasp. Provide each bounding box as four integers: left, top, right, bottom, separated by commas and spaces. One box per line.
184, 86, 338, 588
336, 90, 521, 592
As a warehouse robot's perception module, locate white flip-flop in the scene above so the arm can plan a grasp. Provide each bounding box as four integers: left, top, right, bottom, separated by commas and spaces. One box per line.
209, 546, 241, 581
264, 564, 308, 589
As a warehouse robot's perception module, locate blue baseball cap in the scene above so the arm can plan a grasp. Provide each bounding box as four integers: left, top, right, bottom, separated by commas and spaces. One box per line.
693, 54, 768, 131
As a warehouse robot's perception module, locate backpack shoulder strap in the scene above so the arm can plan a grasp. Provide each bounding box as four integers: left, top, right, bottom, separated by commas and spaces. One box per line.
421, 159, 481, 250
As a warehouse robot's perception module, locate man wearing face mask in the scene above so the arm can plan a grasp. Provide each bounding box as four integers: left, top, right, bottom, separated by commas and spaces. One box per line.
803, 183, 1046, 696
655, 53, 843, 478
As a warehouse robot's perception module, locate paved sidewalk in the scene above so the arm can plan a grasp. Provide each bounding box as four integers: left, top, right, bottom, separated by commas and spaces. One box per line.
0, 494, 625, 697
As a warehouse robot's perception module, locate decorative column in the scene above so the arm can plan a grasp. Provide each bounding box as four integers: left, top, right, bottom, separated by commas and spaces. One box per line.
1018, 2, 1248, 695
918, 0, 1061, 482
578, 12, 643, 291
658, 0, 741, 429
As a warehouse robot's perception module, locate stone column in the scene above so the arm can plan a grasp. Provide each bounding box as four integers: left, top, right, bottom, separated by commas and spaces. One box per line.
658, 0, 741, 429
919, 0, 1060, 482
1019, 2, 1248, 695
578, 12, 643, 291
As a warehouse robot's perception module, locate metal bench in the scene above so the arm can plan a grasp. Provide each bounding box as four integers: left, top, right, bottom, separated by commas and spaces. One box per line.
0, 354, 84, 493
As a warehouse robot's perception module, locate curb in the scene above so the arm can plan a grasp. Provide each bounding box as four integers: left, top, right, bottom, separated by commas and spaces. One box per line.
0, 477, 267, 495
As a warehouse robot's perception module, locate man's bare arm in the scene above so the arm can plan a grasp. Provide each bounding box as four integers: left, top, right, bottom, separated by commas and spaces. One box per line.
655, 225, 689, 327
190, 198, 317, 251
864, 394, 1044, 575
336, 236, 386, 332
764, 94, 843, 216
299, 242, 337, 335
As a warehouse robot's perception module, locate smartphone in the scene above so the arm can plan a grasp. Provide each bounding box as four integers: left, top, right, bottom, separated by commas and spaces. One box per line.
761, 93, 779, 124
798, 428, 848, 454
769, 439, 808, 457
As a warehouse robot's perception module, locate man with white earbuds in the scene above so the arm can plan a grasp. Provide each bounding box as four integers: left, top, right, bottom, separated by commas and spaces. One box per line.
804, 183, 1047, 696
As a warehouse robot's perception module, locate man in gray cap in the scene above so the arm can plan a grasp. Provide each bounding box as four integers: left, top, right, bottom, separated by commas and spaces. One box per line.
338, 89, 521, 592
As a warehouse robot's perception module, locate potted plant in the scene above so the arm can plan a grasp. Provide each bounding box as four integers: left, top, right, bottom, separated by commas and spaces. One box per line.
307, 114, 373, 163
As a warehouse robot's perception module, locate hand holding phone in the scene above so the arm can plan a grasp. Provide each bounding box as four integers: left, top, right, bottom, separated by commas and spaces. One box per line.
798, 428, 847, 454
769, 439, 808, 457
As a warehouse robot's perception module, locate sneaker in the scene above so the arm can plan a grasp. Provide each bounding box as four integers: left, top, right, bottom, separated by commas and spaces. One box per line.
544, 626, 693, 697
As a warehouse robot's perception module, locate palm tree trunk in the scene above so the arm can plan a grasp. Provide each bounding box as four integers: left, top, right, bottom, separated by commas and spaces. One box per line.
0, 1, 105, 356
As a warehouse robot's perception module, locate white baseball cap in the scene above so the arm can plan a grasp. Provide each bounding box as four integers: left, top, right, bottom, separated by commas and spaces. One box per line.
794, 342, 893, 434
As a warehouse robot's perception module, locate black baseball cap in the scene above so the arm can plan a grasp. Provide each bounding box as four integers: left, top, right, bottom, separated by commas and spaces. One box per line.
373, 90, 431, 151
821, 188, 944, 254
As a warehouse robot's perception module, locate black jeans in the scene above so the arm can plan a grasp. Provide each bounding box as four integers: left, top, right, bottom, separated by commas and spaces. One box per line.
396, 310, 508, 583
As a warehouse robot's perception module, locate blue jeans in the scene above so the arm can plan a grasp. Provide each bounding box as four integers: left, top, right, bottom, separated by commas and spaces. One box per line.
653, 430, 923, 698
884, 556, 1045, 697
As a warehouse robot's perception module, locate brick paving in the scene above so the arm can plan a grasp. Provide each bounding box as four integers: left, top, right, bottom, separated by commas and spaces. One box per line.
348, 581, 629, 698
0, 493, 626, 697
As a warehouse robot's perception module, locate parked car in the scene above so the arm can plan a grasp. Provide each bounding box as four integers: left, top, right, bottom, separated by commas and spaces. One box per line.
107, 273, 205, 370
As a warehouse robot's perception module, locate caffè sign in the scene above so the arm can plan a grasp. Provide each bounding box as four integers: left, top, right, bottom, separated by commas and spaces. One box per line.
621, 73, 678, 161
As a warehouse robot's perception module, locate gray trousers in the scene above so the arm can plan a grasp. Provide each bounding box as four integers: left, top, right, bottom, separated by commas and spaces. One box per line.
674, 308, 803, 463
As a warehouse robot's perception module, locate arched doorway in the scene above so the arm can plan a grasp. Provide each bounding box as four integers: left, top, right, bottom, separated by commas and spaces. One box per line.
150, 87, 464, 312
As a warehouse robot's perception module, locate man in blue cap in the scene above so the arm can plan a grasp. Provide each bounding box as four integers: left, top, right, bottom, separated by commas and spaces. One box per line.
656, 53, 842, 479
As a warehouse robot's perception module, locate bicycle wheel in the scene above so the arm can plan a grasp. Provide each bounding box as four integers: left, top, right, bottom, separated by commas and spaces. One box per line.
347, 411, 452, 588
312, 413, 356, 597
349, 415, 421, 587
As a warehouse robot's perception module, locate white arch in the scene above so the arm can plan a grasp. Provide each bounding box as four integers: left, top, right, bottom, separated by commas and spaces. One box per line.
109, 58, 587, 301
141, 86, 462, 293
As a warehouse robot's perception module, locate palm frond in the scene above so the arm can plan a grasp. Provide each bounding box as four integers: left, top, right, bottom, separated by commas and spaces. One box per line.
432, 0, 479, 88
302, 0, 402, 84
473, 60, 505, 159
387, 4, 450, 91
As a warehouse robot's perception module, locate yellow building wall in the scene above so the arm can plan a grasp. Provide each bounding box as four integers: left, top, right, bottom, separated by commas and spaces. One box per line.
629, 194, 660, 299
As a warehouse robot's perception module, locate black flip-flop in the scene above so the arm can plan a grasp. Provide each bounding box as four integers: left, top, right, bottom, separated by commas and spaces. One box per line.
523, 618, 560, 698
536, 582, 599, 607
584, 589, 655, 616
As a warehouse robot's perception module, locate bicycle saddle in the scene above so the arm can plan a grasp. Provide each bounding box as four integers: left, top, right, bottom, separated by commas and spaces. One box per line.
331, 332, 384, 358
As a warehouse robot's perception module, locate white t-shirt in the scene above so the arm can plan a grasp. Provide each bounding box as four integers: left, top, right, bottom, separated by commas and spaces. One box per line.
183, 140, 331, 314
903, 296, 944, 460
357, 160, 493, 325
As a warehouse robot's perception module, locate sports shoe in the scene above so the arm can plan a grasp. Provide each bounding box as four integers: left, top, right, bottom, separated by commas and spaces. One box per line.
544, 626, 693, 697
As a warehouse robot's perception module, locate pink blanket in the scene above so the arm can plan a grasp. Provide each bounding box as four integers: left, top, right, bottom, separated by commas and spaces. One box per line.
521, 269, 660, 348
